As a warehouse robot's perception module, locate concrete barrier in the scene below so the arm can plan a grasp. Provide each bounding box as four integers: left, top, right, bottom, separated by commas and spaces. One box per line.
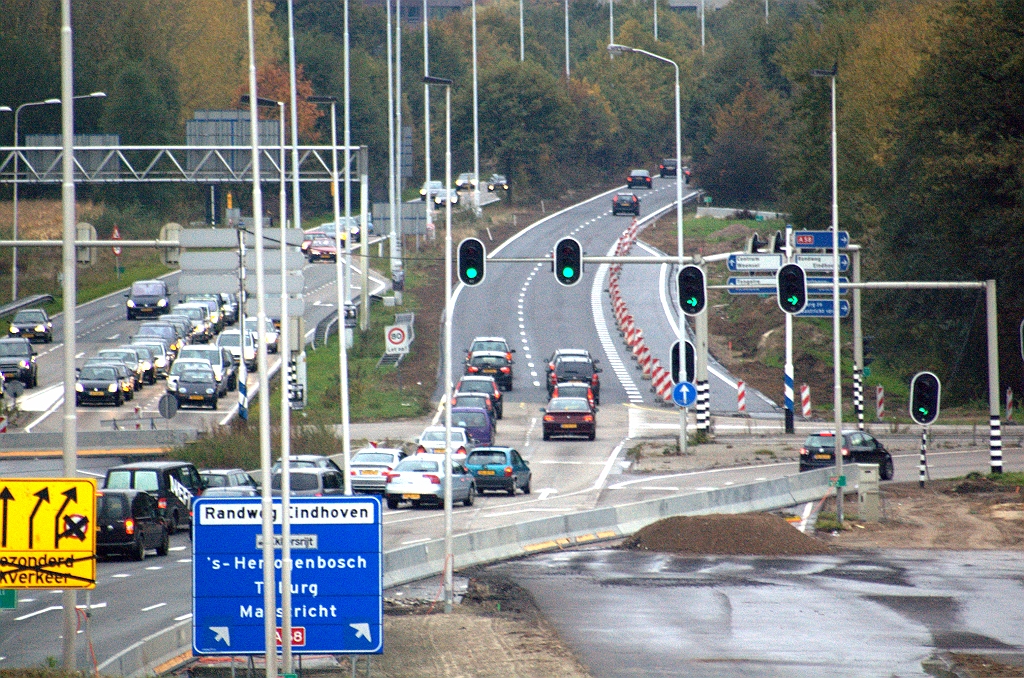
0, 428, 197, 452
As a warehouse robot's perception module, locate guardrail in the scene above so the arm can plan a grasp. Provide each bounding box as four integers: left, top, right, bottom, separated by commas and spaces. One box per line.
0, 294, 55, 318
98, 467, 835, 677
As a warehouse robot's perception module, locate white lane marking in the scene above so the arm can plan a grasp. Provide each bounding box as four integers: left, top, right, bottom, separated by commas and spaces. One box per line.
111, 573, 131, 578
105, 334, 120, 341
533, 460, 606, 464
75, 352, 85, 358
24, 394, 65, 432
169, 546, 186, 551
798, 501, 814, 533
538, 488, 558, 500
591, 246, 642, 403
76, 602, 107, 610
401, 537, 432, 545
174, 613, 194, 621
593, 442, 624, 490
532, 380, 540, 387
144, 566, 163, 571
640, 486, 681, 491
141, 602, 167, 612
527, 362, 534, 368
177, 558, 192, 563
17, 383, 65, 413
15, 606, 62, 620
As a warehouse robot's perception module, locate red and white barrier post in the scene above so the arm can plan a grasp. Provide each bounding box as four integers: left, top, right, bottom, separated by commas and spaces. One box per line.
801, 384, 812, 418
876, 385, 885, 421
736, 380, 746, 413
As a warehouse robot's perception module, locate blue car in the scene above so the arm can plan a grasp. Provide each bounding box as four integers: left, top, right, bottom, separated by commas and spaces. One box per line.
452, 405, 495, 447
465, 447, 531, 496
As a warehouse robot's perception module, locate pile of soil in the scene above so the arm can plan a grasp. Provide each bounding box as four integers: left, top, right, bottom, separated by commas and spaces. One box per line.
622, 513, 833, 556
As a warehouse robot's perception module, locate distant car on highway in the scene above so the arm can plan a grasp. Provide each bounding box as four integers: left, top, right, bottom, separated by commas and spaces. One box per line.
465, 336, 515, 364
200, 468, 257, 490
271, 454, 343, 473
176, 345, 237, 394
166, 358, 212, 393
183, 294, 224, 333
95, 489, 169, 561
131, 338, 172, 377
452, 392, 497, 422
307, 236, 337, 262
626, 169, 652, 189
84, 359, 135, 401
452, 405, 495, 447
546, 350, 601, 403
350, 448, 405, 494
0, 337, 37, 388
125, 279, 169, 320
216, 329, 256, 370
135, 321, 184, 355
542, 396, 597, 441
454, 375, 504, 419
551, 380, 595, 409
271, 468, 346, 496
799, 430, 895, 480
383, 453, 476, 510
174, 363, 219, 409
75, 364, 124, 407
455, 172, 477, 191
486, 173, 509, 192
658, 158, 677, 177
171, 303, 213, 342
243, 317, 280, 354
465, 447, 531, 496
103, 460, 205, 534
420, 180, 444, 201
433, 189, 459, 207
96, 348, 147, 391
612, 191, 640, 216
465, 351, 514, 391
7, 308, 53, 343
119, 343, 157, 384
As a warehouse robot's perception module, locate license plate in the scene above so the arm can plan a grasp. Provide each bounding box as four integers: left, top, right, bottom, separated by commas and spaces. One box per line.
22, 333, 34, 338
141, 308, 153, 312
402, 494, 420, 500
561, 423, 578, 429
189, 395, 205, 400
359, 469, 378, 475
478, 470, 495, 475
89, 391, 103, 396
483, 368, 497, 373
814, 453, 831, 460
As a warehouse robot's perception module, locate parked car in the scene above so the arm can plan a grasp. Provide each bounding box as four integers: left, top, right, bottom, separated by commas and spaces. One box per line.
454, 375, 504, 419
799, 430, 895, 480
349, 448, 406, 494
658, 158, 677, 178
486, 173, 509, 192
612, 191, 640, 216
0, 337, 37, 388
200, 468, 257, 490
547, 352, 602, 403
103, 460, 205, 533
452, 405, 495, 447
75, 364, 124, 406
465, 351, 514, 391
7, 308, 53, 343
626, 169, 653, 189
271, 468, 346, 496
125, 279, 170, 320
465, 447, 531, 496
95, 489, 170, 561
383, 453, 476, 509
415, 426, 472, 461
542, 397, 597, 441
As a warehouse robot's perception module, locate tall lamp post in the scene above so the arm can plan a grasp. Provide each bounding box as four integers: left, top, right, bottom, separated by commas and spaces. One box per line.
12, 91, 105, 302
811, 63, 843, 525
472, 0, 480, 215
423, 73, 455, 614
519, 0, 525, 60
564, 0, 570, 79
608, 43, 684, 442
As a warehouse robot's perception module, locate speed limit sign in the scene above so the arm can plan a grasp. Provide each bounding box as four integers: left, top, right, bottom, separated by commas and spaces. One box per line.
385, 324, 410, 354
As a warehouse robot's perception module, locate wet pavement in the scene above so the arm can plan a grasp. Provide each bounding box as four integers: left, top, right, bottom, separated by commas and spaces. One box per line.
490, 548, 1024, 677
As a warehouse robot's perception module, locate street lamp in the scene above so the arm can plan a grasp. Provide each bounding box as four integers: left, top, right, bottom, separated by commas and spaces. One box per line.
609, 43, 685, 447
810, 63, 843, 524
472, 0, 480, 215
423, 73, 455, 614
12, 91, 105, 301
564, 0, 570, 79
519, 0, 525, 61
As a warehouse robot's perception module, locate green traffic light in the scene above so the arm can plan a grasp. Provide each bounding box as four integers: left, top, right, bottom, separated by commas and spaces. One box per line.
686, 297, 697, 308
466, 267, 478, 279
562, 266, 575, 279
918, 407, 929, 415
787, 295, 798, 306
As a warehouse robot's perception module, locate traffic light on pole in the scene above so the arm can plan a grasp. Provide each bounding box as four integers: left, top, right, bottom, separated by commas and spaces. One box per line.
670, 340, 695, 384
909, 371, 941, 425
776, 263, 807, 314
458, 237, 486, 286
677, 265, 706, 315
554, 237, 582, 286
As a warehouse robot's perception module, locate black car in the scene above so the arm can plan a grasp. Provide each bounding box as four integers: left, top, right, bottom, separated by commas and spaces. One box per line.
799, 430, 895, 480
658, 158, 677, 178
7, 308, 53, 343
547, 355, 601, 403
75, 364, 125, 406
454, 375, 504, 419
95, 489, 170, 561
0, 337, 37, 388
125, 279, 170, 320
612, 192, 640, 216
104, 460, 205, 533
135, 322, 185, 355
466, 350, 514, 391
626, 169, 653, 189
84, 359, 135, 401
175, 364, 219, 409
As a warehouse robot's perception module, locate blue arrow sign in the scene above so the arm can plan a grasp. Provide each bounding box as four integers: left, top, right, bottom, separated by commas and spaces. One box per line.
796, 299, 850, 318
794, 230, 849, 249
672, 381, 698, 407
192, 497, 383, 656
726, 277, 777, 295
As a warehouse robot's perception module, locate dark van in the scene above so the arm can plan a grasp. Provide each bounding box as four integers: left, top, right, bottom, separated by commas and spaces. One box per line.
96, 489, 170, 561
103, 461, 204, 533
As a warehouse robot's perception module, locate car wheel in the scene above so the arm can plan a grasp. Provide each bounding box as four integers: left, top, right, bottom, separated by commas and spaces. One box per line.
114, 392, 123, 407
588, 430, 596, 441
507, 481, 516, 497
542, 431, 550, 441
210, 397, 218, 410
133, 536, 146, 562
31, 372, 38, 388
880, 455, 895, 481
386, 496, 399, 510
496, 407, 503, 420
156, 529, 170, 557
463, 485, 476, 507
523, 478, 531, 495
168, 510, 180, 534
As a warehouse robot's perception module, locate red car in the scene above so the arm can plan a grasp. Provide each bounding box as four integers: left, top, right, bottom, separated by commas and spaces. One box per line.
542, 397, 597, 441
307, 236, 337, 262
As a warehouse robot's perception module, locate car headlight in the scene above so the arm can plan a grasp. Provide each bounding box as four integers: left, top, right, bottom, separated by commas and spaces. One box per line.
157, 298, 168, 307
75, 383, 84, 392
108, 384, 118, 393
20, 360, 30, 369
8, 327, 18, 333
35, 325, 45, 332
206, 388, 215, 395
179, 387, 187, 394
126, 299, 136, 308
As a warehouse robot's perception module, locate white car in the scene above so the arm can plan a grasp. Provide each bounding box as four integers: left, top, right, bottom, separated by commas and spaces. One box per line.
216, 329, 256, 370
415, 426, 472, 461
383, 453, 476, 510
243, 317, 280, 354
350, 448, 405, 494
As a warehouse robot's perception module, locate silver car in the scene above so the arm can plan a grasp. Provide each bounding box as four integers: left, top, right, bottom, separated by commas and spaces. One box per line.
350, 448, 405, 494
384, 453, 476, 510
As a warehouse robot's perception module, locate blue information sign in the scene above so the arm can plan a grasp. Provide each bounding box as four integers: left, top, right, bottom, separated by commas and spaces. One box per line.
192, 497, 383, 656
794, 230, 849, 249
806, 277, 850, 296
796, 299, 850, 318
672, 381, 698, 407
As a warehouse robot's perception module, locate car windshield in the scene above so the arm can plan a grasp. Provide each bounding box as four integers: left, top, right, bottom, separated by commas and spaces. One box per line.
394, 459, 439, 473
471, 341, 506, 352
97, 494, 129, 521
137, 326, 174, 340
131, 282, 165, 295
556, 361, 594, 378
352, 452, 396, 464
130, 346, 153, 360
175, 307, 205, 321
179, 348, 217, 362
631, 170, 648, 176
180, 369, 214, 383
0, 342, 30, 357
201, 474, 229, 488
12, 310, 45, 323
272, 473, 318, 491
244, 319, 275, 334
421, 430, 466, 443
80, 366, 116, 381
454, 412, 488, 428
548, 398, 591, 412
467, 451, 507, 466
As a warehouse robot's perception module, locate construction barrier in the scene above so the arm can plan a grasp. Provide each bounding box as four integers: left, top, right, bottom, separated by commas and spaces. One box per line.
737, 380, 747, 413
876, 385, 885, 421
801, 384, 812, 418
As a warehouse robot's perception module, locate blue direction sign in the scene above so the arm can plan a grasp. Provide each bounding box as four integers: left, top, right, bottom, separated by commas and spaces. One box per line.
192, 497, 383, 656
794, 230, 849, 249
726, 277, 777, 295
726, 254, 783, 272
672, 381, 698, 407
796, 299, 850, 318
795, 253, 850, 272
806, 276, 850, 296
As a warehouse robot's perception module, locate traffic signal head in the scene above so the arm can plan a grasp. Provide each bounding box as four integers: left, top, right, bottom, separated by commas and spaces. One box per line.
554, 237, 582, 286
772, 230, 785, 254
909, 371, 941, 425
776, 263, 807, 314
458, 237, 486, 286
670, 340, 695, 384
677, 265, 706, 315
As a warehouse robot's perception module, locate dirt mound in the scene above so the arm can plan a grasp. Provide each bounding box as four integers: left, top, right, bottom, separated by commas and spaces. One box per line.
951, 477, 1019, 495
623, 513, 833, 556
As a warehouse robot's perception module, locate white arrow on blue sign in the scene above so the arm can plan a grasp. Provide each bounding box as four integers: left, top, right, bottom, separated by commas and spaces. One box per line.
795, 253, 850, 272
796, 299, 850, 318
673, 381, 698, 407
192, 496, 383, 656
794, 230, 849, 249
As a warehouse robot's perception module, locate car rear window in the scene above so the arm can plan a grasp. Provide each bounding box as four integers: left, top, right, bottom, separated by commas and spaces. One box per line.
549, 398, 591, 411
472, 355, 507, 366
455, 396, 487, 408
80, 366, 116, 380
557, 363, 593, 378
557, 385, 588, 398
454, 412, 487, 428
202, 474, 228, 488
471, 341, 506, 352
804, 435, 838, 449
467, 451, 507, 466
353, 453, 396, 464
97, 494, 129, 521
458, 380, 493, 394
272, 472, 319, 491
395, 459, 439, 473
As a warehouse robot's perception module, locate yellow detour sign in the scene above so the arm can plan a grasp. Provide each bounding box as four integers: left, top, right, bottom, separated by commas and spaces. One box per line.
0, 478, 96, 589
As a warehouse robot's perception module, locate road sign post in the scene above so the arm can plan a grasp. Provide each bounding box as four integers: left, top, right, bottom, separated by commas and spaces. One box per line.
385, 325, 411, 355
192, 496, 383, 656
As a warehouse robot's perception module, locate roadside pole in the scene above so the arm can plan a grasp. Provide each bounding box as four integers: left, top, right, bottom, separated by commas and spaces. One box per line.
360, 146, 370, 331
784, 224, 794, 434
852, 247, 864, 430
